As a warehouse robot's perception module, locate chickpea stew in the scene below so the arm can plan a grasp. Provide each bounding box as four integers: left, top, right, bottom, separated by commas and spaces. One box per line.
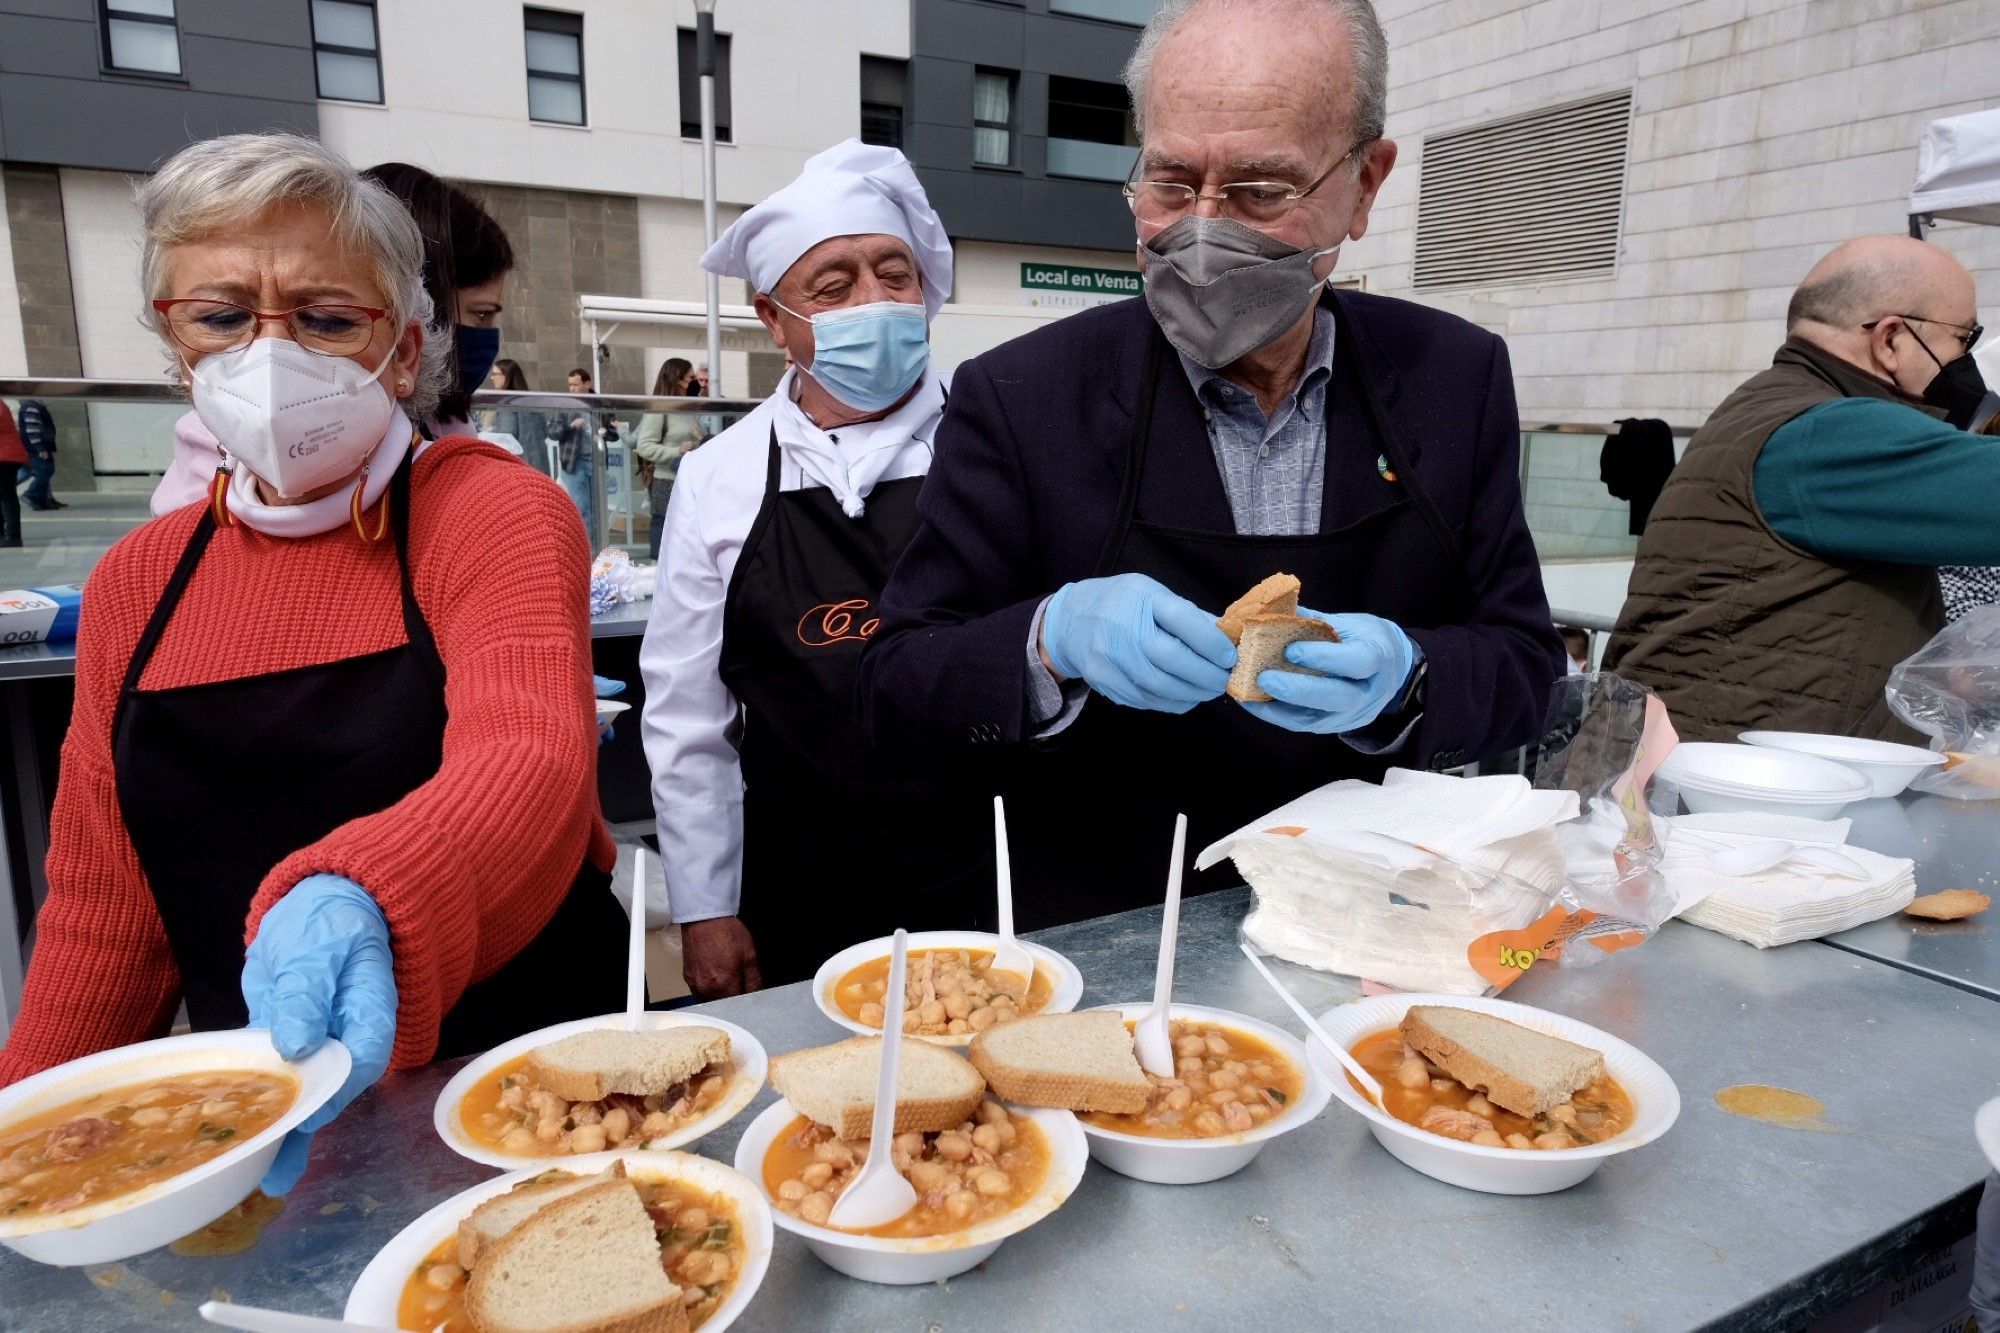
0, 1070, 296, 1220
460, 1053, 735, 1157
835, 948, 1055, 1039
397, 1174, 743, 1330
762, 1101, 1049, 1238
1349, 1029, 1635, 1150
1079, 1020, 1303, 1140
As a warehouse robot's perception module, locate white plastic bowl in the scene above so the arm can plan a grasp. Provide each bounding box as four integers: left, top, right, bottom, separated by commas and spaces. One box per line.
1310, 993, 1678, 1195
344, 1149, 772, 1331
1739, 730, 1945, 799
732, 1098, 1085, 1285
1658, 741, 1872, 820
0, 1029, 349, 1266
1074, 1003, 1333, 1186
812, 930, 1085, 1048
1977, 1097, 2000, 1172
433, 1011, 766, 1170
594, 698, 632, 728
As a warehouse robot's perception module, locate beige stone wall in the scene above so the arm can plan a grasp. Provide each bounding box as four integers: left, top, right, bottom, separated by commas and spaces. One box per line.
1355, 0, 2000, 427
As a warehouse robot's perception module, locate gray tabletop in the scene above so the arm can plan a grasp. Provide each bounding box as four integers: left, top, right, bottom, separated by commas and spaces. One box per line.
591, 597, 653, 639
1828, 793, 1999, 1001
3, 892, 1993, 1332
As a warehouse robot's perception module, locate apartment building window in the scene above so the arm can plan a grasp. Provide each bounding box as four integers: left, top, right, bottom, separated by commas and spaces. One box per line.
677, 29, 734, 141
311, 0, 382, 104
524, 8, 586, 126
1046, 75, 1137, 181
101, 0, 181, 77
860, 57, 907, 149
972, 69, 1017, 168
1414, 89, 1632, 290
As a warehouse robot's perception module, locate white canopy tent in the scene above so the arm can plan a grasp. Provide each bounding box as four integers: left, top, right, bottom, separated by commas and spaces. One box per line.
1909, 108, 2000, 228
576, 294, 1073, 393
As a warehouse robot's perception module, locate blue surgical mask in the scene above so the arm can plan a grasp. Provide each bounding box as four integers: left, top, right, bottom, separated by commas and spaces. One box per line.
455, 324, 502, 399
775, 299, 929, 412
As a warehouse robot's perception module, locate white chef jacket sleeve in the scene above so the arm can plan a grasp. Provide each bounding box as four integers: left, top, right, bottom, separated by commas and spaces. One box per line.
640, 467, 745, 923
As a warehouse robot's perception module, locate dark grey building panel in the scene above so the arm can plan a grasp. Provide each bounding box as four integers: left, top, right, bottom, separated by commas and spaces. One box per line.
0, 0, 315, 173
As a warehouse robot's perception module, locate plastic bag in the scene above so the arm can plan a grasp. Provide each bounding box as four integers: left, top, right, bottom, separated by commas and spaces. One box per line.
589, 547, 642, 617
1886, 606, 2000, 799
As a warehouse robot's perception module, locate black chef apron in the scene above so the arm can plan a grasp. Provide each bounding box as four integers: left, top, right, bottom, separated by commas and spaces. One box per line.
1004, 295, 1470, 929
111, 449, 625, 1058
719, 426, 989, 987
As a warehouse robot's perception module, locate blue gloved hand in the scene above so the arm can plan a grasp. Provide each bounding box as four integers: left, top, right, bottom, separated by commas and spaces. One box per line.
1042, 573, 1236, 714
241, 874, 397, 1196
593, 674, 627, 744
1240, 610, 1421, 735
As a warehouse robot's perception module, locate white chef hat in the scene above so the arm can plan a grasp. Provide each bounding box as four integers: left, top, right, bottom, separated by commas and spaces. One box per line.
700, 138, 954, 322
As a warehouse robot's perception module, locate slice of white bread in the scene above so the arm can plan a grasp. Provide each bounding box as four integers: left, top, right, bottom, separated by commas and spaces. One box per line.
527, 1026, 731, 1103
1400, 1006, 1605, 1118
464, 1179, 687, 1333
457, 1161, 627, 1271
1226, 613, 1340, 703
967, 1012, 1151, 1115
1217, 572, 1301, 643
769, 1036, 986, 1139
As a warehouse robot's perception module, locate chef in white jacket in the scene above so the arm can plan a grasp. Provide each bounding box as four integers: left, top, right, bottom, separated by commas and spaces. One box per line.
641, 140, 989, 998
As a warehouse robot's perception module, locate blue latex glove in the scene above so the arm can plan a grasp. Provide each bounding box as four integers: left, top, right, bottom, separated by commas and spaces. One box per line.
241, 874, 397, 1196
1240, 610, 1421, 735
593, 674, 627, 743
1042, 573, 1235, 713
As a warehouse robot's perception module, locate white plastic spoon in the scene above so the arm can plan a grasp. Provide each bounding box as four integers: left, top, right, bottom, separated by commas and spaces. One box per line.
989, 796, 1035, 991
627, 844, 650, 1028
1134, 814, 1187, 1081
1705, 840, 1794, 877
1238, 941, 1384, 1106
1791, 845, 1869, 879
827, 928, 920, 1230
199, 1302, 394, 1333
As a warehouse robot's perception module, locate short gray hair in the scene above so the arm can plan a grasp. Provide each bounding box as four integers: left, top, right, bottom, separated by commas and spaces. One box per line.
137, 132, 447, 423
1125, 0, 1389, 149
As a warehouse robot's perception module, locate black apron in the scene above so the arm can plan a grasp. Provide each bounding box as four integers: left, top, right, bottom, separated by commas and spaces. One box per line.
1005, 297, 1469, 929
719, 425, 989, 986
111, 450, 624, 1058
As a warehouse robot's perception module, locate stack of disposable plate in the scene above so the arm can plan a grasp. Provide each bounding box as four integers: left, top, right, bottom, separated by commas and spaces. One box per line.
1656, 743, 1873, 821
1738, 731, 1945, 799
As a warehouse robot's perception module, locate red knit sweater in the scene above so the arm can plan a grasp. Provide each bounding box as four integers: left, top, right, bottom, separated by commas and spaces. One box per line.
0, 437, 616, 1085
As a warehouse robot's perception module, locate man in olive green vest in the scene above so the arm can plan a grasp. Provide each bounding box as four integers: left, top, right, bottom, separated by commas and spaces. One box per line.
1606, 235, 1996, 743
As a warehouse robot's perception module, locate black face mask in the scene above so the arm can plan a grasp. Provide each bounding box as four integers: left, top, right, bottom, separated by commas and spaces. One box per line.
1910, 327, 1989, 429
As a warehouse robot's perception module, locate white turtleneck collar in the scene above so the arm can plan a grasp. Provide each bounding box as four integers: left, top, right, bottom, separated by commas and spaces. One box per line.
224, 408, 416, 538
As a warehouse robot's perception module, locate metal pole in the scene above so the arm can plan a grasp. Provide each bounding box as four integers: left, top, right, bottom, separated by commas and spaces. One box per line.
698, 8, 722, 395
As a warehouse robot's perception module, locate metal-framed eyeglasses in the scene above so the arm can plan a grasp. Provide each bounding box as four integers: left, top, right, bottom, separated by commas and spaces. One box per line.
1861, 312, 1984, 355
151, 298, 392, 358
1122, 138, 1373, 228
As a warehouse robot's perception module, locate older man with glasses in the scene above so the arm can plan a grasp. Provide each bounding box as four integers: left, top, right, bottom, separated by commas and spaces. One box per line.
1607, 234, 2000, 743
861, 0, 1563, 925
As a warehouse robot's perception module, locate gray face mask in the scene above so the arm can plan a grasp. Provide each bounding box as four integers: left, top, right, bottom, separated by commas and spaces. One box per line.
1142, 216, 1337, 369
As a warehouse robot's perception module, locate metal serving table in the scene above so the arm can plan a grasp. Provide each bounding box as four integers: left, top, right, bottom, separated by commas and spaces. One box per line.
1827, 793, 1999, 1002
3, 892, 1992, 1332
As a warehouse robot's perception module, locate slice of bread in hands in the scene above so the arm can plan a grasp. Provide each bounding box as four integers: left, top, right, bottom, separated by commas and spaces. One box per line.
527, 1026, 731, 1103
1226, 613, 1340, 703
769, 1035, 986, 1139
1217, 572, 1301, 643
968, 1011, 1151, 1114
1400, 1006, 1605, 1118
464, 1178, 687, 1333
457, 1161, 627, 1271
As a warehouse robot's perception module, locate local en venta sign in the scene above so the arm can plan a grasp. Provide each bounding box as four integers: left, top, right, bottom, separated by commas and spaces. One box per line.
1019, 262, 1142, 308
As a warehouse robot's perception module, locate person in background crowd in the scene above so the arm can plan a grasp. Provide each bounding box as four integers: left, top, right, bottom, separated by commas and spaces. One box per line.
861, 0, 1562, 926
151, 160, 517, 515
476, 356, 544, 457
556, 367, 599, 525
635, 357, 701, 561
1559, 626, 1591, 675
1606, 236, 2000, 742
0, 400, 24, 548
0, 133, 623, 1195
361, 163, 513, 437
1937, 412, 2000, 622
17, 398, 62, 510
641, 139, 987, 998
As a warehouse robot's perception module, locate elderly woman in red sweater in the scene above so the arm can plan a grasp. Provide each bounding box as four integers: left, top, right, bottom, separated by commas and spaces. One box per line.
0, 133, 622, 1192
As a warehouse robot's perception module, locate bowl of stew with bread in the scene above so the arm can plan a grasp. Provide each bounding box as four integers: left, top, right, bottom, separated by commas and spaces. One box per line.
0, 1028, 348, 1265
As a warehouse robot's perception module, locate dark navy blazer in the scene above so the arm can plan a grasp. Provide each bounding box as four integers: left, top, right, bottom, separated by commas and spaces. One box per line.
859, 291, 1563, 769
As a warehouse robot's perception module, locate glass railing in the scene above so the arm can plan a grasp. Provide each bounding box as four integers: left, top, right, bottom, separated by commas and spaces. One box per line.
1049, 0, 1161, 25
0, 380, 758, 591
1517, 424, 1689, 563
1046, 137, 1140, 182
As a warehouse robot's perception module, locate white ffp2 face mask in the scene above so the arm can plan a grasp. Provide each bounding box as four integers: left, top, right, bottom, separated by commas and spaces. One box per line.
189, 336, 398, 499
